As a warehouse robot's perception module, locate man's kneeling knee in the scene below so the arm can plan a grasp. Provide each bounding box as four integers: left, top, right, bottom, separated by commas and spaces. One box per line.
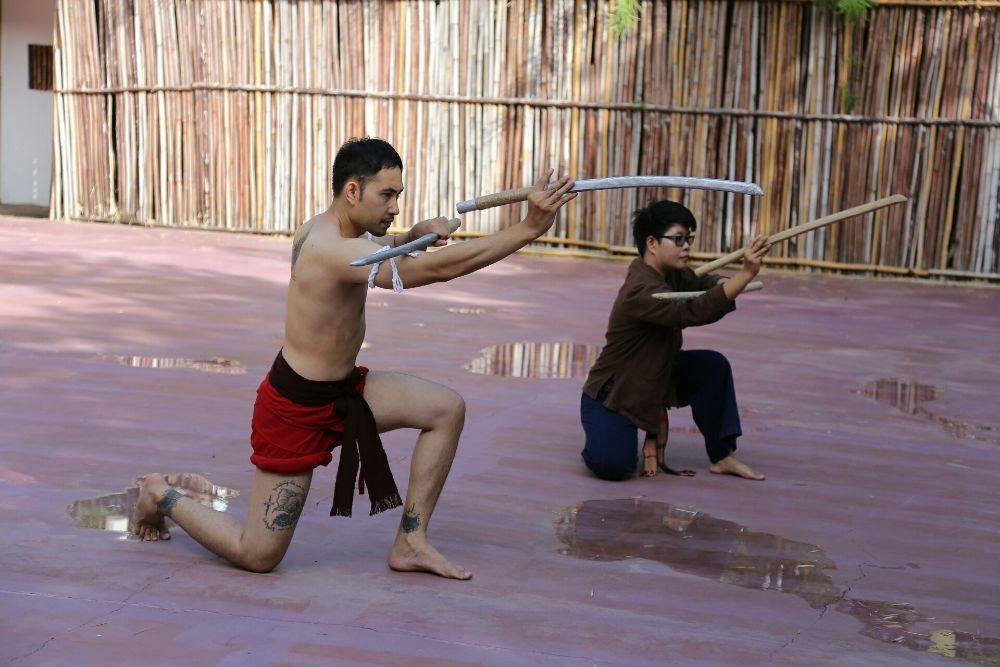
241, 550, 286, 574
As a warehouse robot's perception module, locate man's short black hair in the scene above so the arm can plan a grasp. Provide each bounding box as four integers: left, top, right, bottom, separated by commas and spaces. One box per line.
331, 137, 403, 197
632, 199, 698, 257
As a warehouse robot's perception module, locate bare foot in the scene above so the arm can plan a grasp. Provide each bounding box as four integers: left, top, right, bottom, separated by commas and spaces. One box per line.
131, 473, 172, 541
640, 438, 658, 477
388, 534, 472, 580
640, 454, 659, 477
709, 455, 765, 481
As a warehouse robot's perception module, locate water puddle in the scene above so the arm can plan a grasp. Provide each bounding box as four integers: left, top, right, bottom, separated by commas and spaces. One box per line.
447, 306, 491, 315
99, 354, 246, 374
858, 379, 1000, 445
555, 499, 1000, 665
860, 378, 940, 409
67, 473, 239, 538
465, 342, 601, 379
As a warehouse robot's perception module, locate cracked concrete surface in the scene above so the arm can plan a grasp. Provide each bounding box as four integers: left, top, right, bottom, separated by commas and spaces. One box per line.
1, 217, 998, 665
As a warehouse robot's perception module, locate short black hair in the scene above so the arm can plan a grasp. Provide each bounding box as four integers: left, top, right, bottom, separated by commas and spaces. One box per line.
632, 200, 697, 257
331, 137, 403, 197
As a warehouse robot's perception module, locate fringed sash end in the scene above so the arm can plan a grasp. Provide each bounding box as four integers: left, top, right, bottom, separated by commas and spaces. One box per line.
330, 504, 353, 518
369, 494, 403, 516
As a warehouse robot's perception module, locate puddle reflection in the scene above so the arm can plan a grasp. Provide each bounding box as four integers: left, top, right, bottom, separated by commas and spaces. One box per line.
100, 355, 246, 375
858, 379, 1000, 445
555, 499, 1000, 665
67, 473, 239, 537
447, 306, 490, 315
859, 378, 940, 413
465, 342, 601, 379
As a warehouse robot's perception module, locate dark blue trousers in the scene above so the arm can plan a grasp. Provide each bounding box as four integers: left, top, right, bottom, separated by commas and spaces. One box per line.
580, 350, 742, 481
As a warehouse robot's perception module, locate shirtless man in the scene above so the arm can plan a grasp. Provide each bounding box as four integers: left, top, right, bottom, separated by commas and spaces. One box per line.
132, 137, 576, 579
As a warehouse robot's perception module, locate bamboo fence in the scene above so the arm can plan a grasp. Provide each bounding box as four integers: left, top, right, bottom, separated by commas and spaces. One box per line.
51, 0, 1000, 281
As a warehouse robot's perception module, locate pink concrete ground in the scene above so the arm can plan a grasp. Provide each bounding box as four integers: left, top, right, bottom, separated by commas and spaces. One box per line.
1, 216, 998, 666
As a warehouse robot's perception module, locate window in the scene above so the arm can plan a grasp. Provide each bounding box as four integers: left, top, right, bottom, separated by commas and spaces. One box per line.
28, 44, 53, 91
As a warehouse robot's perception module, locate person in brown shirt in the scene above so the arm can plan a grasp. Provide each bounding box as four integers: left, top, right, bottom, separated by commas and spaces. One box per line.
581, 200, 770, 481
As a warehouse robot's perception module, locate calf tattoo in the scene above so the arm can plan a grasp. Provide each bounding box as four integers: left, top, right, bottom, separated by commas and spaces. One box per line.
263, 481, 306, 531
400, 505, 421, 533
156, 488, 183, 517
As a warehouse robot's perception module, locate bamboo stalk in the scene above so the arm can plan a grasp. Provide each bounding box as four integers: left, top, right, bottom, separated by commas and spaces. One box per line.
50, 81, 1000, 128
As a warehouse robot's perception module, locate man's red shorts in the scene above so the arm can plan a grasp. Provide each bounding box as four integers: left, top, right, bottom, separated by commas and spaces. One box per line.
250, 367, 369, 475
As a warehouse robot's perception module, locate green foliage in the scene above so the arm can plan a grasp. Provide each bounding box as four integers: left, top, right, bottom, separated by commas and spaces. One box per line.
610, 0, 642, 39
816, 0, 870, 116
837, 0, 873, 23
816, 0, 872, 23
839, 83, 860, 114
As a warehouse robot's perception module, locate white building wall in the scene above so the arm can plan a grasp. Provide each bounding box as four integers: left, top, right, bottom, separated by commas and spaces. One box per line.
0, 0, 56, 206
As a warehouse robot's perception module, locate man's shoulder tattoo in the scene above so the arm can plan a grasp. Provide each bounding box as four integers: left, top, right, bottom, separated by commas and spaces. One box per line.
290, 225, 314, 276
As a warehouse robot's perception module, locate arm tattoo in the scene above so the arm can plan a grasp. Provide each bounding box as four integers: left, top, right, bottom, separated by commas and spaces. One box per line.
400, 505, 421, 533
262, 481, 306, 531
156, 488, 183, 517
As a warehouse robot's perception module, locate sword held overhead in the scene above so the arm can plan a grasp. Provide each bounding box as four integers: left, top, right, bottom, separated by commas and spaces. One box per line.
456, 176, 765, 215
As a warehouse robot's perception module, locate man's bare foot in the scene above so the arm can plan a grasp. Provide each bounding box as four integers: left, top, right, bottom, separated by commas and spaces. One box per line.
131, 473, 172, 541
388, 534, 472, 580
709, 455, 765, 481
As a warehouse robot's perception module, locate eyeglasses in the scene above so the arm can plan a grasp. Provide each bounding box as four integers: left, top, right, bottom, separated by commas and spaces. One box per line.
658, 234, 696, 248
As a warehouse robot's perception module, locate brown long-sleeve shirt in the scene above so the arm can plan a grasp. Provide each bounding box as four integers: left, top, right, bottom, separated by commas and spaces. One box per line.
582, 258, 735, 433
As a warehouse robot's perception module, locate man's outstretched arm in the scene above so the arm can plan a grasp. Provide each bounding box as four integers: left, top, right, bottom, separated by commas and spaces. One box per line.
333, 170, 576, 289
371, 217, 456, 250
